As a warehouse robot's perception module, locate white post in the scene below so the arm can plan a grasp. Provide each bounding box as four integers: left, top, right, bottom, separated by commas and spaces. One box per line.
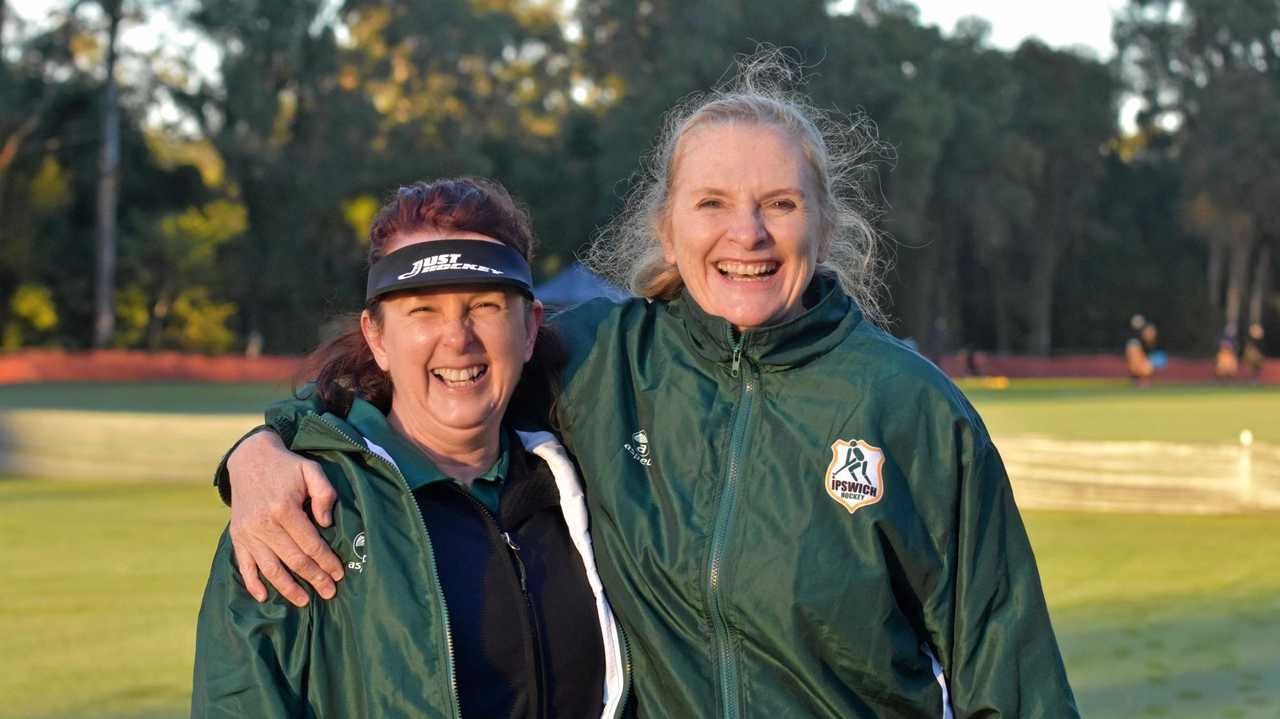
1238, 429, 1254, 504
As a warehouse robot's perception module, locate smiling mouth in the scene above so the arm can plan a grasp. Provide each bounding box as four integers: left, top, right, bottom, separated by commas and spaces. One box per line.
716, 260, 779, 281
431, 365, 488, 388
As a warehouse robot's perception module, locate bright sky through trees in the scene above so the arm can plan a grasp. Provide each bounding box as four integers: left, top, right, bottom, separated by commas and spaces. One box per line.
896, 0, 1125, 58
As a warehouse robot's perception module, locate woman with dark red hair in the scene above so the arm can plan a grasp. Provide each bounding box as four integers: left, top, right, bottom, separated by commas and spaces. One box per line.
191, 178, 628, 718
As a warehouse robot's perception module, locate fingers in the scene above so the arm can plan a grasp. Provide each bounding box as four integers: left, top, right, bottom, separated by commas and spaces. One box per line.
273, 504, 342, 593
250, 543, 311, 608
232, 537, 268, 602
301, 460, 338, 528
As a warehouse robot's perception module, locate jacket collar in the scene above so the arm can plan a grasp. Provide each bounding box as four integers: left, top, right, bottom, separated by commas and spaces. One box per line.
669, 273, 862, 372
291, 397, 512, 493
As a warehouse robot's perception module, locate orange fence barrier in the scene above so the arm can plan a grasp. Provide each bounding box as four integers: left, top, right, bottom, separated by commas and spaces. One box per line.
0, 350, 302, 384
0, 349, 1274, 385
935, 353, 1279, 384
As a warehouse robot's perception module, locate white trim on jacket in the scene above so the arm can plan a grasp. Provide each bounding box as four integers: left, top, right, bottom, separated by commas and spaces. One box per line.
364, 431, 626, 719
518, 430, 627, 719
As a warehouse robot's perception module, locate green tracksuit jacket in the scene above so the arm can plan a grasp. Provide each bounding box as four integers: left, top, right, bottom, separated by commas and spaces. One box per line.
193, 407, 629, 718
551, 276, 1077, 718
249, 276, 1077, 718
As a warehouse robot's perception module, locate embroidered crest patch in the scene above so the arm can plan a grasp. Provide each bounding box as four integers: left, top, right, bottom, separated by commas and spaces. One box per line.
825, 439, 886, 514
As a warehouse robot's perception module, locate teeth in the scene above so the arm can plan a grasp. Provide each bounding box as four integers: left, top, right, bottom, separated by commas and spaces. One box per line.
432, 365, 486, 384
716, 261, 778, 277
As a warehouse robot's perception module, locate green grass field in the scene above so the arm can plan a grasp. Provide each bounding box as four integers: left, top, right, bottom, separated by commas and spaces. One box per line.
1, 379, 1277, 718
959, 378, 1280, 444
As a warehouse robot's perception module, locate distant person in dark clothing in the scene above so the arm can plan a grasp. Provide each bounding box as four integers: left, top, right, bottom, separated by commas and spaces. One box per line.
1126, 314, 1160, 386
1243, 323, 1266, 383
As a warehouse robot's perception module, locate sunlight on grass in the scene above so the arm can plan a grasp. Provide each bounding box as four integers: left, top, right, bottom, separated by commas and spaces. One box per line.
960, 378, 1280, 444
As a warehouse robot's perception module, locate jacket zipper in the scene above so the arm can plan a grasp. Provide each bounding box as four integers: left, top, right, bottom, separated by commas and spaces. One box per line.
614, 617, 633, 719
312, 416, 462, 719
458, 489, 547, 719
706, 327, 755, 719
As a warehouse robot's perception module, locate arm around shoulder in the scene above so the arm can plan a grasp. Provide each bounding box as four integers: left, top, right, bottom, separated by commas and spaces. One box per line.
212, 388, 327, 506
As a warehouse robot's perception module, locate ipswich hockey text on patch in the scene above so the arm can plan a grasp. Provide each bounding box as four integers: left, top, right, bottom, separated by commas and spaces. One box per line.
825, 439, 886, 514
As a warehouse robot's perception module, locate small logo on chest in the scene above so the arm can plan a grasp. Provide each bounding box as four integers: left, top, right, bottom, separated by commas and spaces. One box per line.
825, 439, 886, 514
624, 429, 652, 466
348, 531, 367, 573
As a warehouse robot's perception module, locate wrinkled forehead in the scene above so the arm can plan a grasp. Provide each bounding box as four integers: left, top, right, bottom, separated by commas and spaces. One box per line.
670, 122, 817, 191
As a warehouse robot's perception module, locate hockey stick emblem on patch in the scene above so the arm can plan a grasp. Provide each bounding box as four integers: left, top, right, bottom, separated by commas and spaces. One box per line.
825, 439, 886, 514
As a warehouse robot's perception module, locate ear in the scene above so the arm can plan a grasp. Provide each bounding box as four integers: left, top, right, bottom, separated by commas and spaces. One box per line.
361, 309, 391, 372
523, 298, 544, 363
659, 217, 678, 265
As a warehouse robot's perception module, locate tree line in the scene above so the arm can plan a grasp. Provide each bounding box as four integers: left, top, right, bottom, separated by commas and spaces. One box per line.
0, 0, 1276, 357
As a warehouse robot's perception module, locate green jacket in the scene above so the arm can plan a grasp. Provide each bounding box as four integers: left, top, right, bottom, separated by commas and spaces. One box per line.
193, 404, 628, 718
250, 277, 1076, 718
550, 277, 1077, 718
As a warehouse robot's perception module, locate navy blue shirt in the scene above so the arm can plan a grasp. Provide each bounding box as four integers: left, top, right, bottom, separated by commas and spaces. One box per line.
347, 402, 605, 719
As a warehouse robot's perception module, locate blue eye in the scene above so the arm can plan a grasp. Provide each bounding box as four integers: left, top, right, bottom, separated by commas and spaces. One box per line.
696, 198, 723, 209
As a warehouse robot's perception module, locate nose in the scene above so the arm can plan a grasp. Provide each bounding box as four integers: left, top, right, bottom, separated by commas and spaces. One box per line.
440, 314, 478, 352
726, 205, 769, 249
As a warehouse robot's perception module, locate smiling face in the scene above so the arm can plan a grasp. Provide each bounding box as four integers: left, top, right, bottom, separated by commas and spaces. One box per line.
662, 123, 821, 330
362, 229, 541, 444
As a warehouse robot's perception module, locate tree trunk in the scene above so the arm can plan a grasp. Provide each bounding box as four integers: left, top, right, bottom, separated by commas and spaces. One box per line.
1206, 234, 1225, 311
92, 1, 122, 348
992, 261, 1013, 355
908, 238, 942, 355
1223, 231, 1256, 339
1027, 240, 1059, 356
935, 225, 963, 353
1249, 242, 1272, 326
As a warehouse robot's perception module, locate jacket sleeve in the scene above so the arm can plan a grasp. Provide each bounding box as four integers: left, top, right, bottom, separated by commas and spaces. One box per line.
212, 388, 327, 506
941, 440, 1080, 718
191, 529, 313, 718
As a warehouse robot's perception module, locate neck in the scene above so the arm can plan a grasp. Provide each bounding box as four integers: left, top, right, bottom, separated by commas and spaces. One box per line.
387, 404, 500, 483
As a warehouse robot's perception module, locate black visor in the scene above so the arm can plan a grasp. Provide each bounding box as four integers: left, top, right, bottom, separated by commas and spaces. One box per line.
366, 239, 533, 303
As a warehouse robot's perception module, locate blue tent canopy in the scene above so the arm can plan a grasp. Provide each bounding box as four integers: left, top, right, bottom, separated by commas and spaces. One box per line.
534, 261, 630, 308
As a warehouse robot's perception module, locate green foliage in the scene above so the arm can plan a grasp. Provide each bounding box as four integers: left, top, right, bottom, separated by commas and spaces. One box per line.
2, 283, 59, 348
165, 286, 237, 353
112, 283, 149, 347
0, 0, 1275, 356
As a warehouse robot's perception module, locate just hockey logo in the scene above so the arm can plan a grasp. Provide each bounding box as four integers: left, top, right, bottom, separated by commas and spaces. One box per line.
624, 429, 652, 466
397, 252, 506, 280
825, 439, 886, 514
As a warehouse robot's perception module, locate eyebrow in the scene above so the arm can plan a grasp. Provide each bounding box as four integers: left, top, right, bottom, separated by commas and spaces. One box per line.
680, 184, 798, 193
683, 187, 807, 199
